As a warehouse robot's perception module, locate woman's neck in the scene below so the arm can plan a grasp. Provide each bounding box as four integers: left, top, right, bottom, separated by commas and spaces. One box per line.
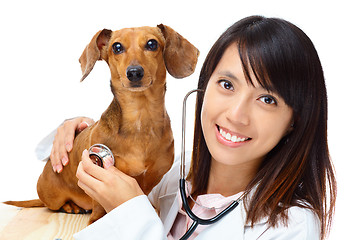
206, 157, 261, 197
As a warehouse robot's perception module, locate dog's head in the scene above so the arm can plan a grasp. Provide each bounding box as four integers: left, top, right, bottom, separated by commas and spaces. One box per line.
79, 25, 199, 92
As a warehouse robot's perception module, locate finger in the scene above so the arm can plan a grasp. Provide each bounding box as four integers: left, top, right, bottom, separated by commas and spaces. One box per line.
50, 147, 60, 173
50, 129, 66, 173
77, 121, 90, 132
76, 161, 101, 198
62, 119, 88, 163
55, 128, 70, 167
103, 155, 115, 169
81, 150, 108, 180
65, 120, 90, 152
64, 128, 76, 153
90, 147, 102, 154
106, 165, 127, 177
51, 152, 64, 173
105, 166, 137, 185
77, 179, 97, 198
59, 145, 69, 167
50, 117, 92, 173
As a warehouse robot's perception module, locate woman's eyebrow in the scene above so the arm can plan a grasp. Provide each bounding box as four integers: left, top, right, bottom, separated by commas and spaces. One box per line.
217, 71, 238, 81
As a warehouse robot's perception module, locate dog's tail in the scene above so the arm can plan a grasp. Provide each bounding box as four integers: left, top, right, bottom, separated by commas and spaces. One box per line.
3, 199, 45, 208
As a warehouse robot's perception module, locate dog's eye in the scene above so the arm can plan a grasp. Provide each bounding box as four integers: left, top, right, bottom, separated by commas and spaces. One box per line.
112, 42, 124, 54
145, 39, 158, 51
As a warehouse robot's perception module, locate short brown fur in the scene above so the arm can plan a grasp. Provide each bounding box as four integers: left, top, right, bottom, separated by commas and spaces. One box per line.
5, 25, 199, 224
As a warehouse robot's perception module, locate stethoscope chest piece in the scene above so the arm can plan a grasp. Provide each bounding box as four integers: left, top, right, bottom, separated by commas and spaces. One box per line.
88, 144, 115, 168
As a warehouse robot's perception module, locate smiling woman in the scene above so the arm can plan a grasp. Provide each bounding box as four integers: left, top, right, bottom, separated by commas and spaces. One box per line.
189, 16, 336, 239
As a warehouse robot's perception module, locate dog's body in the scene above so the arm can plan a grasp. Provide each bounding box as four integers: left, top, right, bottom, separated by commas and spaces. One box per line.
5, 25, 198, 224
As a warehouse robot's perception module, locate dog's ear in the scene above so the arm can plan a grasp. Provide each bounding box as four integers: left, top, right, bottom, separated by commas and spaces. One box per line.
157, 24, 199, 79
79, 29, 112, 82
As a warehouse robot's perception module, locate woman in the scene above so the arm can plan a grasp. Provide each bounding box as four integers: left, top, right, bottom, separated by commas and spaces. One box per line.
50, 16, 336, 239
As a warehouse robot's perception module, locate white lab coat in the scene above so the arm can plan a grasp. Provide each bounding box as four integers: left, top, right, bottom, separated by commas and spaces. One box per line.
73, 153, 321, 240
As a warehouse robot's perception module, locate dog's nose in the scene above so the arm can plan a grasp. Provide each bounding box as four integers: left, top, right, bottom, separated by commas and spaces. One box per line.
126, 66, 144, 82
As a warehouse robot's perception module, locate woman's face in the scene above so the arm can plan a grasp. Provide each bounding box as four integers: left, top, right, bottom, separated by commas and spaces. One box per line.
201, 43, 293, 170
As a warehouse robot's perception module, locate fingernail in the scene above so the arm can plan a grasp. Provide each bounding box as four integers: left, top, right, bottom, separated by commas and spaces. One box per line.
56, 165, 63, 173
103, 156, 114, 169
61, 157, 69, 166
103, 158, 110, 169
52, 165, 57, 173
82, 149, 88, 159
83, 121, 90, 127
66, 144, 72, 152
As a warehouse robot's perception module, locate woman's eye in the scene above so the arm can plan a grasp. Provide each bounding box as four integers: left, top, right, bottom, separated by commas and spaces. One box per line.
259, 95, 277, 105
219, 80, 234, 91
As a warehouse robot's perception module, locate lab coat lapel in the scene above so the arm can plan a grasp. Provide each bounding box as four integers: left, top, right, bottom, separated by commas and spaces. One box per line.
159, 191, 180, 234
195, 203, 246, 240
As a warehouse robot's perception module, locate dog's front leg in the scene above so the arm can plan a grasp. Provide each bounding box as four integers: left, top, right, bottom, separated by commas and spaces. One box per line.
89, 200, 106, 224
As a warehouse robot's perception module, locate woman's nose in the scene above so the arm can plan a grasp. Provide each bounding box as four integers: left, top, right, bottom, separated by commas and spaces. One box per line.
226, 98, 250, 126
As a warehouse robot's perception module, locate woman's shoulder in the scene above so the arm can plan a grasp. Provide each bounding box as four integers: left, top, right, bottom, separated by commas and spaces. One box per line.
287, 205, 320, 229
287, 205, 318, 222
284, 206, 321, 238
245, 205, 320, 239
279, 206, 320, 238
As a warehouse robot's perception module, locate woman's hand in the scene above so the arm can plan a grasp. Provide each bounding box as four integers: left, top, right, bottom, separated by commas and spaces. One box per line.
50, 117, 95, 173
76, 150, 144, 213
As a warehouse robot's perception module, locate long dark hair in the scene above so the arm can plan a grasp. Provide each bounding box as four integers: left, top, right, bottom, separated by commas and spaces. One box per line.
188, 16, 336, 239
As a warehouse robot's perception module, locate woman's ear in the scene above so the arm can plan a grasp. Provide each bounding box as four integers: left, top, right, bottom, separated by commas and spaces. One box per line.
286, 121, 295, 135
157, 24, 199, 79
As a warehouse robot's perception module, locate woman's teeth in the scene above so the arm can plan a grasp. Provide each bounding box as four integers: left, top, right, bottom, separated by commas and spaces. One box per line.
219, 128, 249, 143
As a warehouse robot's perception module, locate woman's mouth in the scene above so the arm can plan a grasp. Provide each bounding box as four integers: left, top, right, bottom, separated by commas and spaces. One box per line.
216, 125, 252, 146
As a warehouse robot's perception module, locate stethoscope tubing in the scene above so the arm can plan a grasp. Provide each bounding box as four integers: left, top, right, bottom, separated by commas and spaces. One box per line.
180, 89, 203, 179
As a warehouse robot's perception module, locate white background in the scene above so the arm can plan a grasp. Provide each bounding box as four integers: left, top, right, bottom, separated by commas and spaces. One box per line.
0, 0, 358, 238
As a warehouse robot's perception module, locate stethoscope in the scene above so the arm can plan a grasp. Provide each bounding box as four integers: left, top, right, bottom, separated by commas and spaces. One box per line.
179, 89, 245, 240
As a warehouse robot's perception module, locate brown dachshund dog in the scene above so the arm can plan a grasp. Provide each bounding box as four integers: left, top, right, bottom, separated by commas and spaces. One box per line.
5, 24, 199, 224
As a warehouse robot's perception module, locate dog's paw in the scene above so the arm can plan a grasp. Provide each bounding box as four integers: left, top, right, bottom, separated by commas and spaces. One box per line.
60, 201, 88, 214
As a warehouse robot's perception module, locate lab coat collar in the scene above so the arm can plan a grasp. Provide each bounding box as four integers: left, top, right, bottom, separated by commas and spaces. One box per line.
195, 203, 246, 239
160, 188, 269, 238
